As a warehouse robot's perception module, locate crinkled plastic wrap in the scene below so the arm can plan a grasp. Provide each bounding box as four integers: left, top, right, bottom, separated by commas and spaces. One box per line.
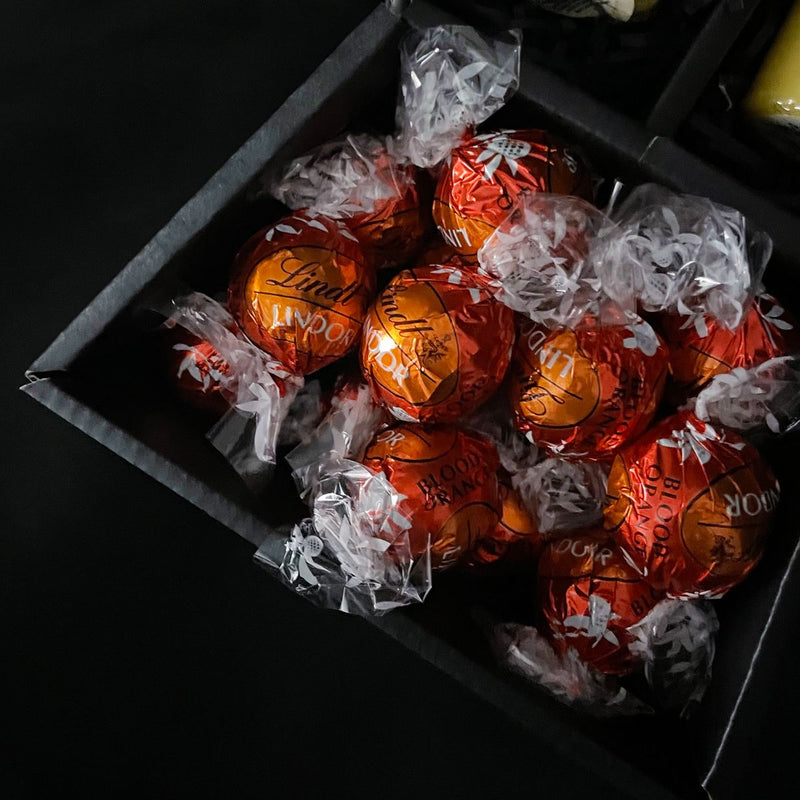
487, 595, 717, 717
263, 381, 430, 615
464, 394, 539, 475
600, 184, 772, 333
165, 292, 301, 490
693, 356, 800, 435
271, 134, 407, 219
270, 134, 426, 268
512, 457, 608, 534
276, 380, 325, 448
286, 379, 388, 501
629, 599, 719, 717
489, 619, 649, 716
255, 460, 431, 615
395, 26, 522, 170
477, 194, 618, 328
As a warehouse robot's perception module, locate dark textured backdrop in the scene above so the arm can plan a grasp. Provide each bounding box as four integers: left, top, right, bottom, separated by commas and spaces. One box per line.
3, 3, 795, 798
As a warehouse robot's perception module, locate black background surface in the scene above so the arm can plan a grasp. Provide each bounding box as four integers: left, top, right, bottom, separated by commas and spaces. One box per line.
3, 2, 797, 798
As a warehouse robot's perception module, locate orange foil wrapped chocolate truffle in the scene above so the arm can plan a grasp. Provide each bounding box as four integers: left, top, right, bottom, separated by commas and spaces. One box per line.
510, 315, 668, 460
414, 239, 474, 269
228, 211, 374, 375
603, 410, 780, 599
465, 481, 545, 569
165, 329, 232, 415
433, 130, 593, 259
360, 265, 515, 423
346, 176, 427, 270
362, 423, 501, 571
660, 293, 800, 399
538, 532, 664, 676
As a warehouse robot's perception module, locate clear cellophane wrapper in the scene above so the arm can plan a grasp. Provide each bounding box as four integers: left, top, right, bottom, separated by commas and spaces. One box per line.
487, 597, 718, 717
286, 380, 389, 499
257, 381, 432, 615
165, 292, 302, 491
465, 339, 617, 544
464, 393, 540, 474
276, 380, 326, 448
692, 355, 800, 435
599, 183, 772, 335
512, 458, 609, 534
270, 133, 410, 219
394, 25, 521, 170
629, 599, 719, 718
477, 194, 624, 328
466, 397, 609, 535
255, 461, 432, 615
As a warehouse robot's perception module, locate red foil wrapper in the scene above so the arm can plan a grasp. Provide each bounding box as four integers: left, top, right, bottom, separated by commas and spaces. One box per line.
360, 265, 515, 423
414, 240, 475, 269
363, 424, 501, 571
510, 316, 668, 460
348, 164, 428, 269
661, 293, 800, 400
465, 482, 545, 569
603, 410, 780, 598
538, 531, 664, 675
164, 329, 231, 415
228, 211, 374, 375
433, 130, 593, 259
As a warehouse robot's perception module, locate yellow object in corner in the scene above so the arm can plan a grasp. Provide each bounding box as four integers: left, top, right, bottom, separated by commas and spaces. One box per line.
745, 1, 800, 129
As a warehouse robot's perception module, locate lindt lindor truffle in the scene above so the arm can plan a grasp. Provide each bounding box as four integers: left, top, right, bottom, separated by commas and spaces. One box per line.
362, 423, 501, 571
228, 211, 374, 375
271, 134, 428, 269
434, 130, 593, 259
465, 482, 545, 569
538, 532, 664, 676
163, 293, 301, 489
603, 410, 780, 598
360, 265, 515, 423
492, 595, 718, 716
164, 328, 232, 415
510, 314, 668, 460
660, 293, 800, 399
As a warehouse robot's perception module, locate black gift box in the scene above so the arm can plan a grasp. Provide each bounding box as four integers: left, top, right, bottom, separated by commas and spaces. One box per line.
22, 3, 800, 798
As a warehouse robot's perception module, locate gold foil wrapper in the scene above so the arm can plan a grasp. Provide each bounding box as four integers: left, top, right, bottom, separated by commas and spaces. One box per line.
228, 211, 373, 375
